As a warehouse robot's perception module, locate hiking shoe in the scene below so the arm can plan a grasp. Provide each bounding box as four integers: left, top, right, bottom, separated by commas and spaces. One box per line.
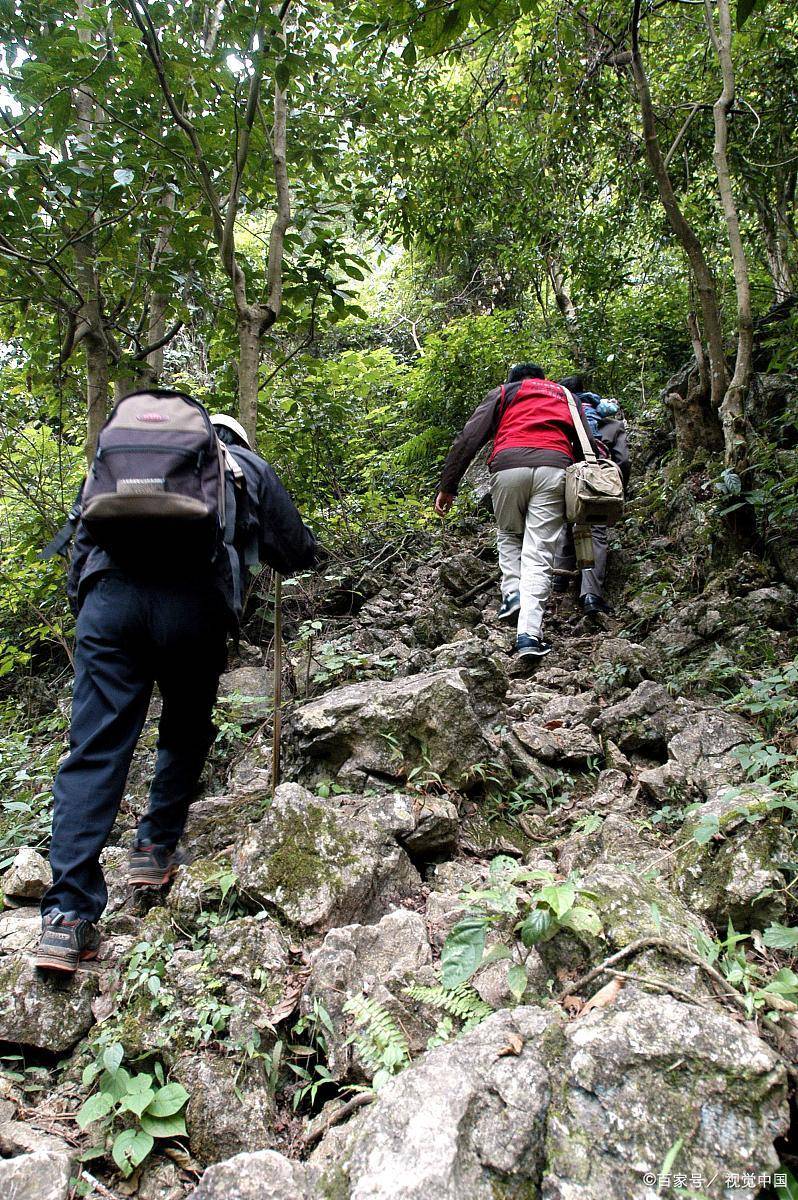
497, 592, 521, 621
582, 594, 609, 616
128, 841, 185, 888
35, 911, 100, 974
551, 575, 570, 594
516, 634, 552, 659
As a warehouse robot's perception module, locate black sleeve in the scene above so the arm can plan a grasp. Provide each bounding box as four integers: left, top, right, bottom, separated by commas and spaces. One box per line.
439, 387, 502, 495
257, 463, 318, 575
66, 523, 94, 615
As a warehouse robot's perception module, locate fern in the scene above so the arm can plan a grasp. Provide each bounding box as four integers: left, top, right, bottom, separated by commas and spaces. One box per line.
389, 426, 448, 468
343, 995, 411, 1087
404, 981, 492, 1032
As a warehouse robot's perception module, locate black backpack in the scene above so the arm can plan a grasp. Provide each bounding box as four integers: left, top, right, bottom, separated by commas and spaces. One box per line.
44, 390, 238, 574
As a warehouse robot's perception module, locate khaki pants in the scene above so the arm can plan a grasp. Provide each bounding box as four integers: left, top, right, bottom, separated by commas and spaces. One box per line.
490, 466, 566, 638
554, 524, 609, 599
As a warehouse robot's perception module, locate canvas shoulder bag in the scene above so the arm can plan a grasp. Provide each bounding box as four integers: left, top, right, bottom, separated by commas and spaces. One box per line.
562, 388, 625, 526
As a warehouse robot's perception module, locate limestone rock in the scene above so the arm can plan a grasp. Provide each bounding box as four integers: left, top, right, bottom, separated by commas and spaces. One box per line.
2, 846, 51, 902
430, 637, 508, 716
314, 1006, 556, 1199
515, 720, 601, 765
593, 637, 652, 694
166, 857, 233, 926
0, 1150, 72, 1200
192, 1149, 315, 1199
438, 550, 491, 596
285, 669, 493, 791
0, 956, 97, 1052
557, 813, 661, 876
543, 990, 787, 1200
173, 1053, 276, 1165
591, 680, 674, 755
304, 908, 433, 1078
233, 784, 420, 929
673, 787, 794, 929
183, 794, 266, 859
216, 666, 274, 722
208, 914, 290, 986
0, 907, 41, 954
400, 795, 459, 856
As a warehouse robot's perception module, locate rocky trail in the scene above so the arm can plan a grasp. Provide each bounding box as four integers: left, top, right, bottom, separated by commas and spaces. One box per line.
2, 450, 798, 1200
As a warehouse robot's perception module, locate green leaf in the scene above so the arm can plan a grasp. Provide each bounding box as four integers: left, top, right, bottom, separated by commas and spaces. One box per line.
101, 1066, 131, 1101
519, 907, 555, 946
145, 1082, 189, 1118
507, 963, 527, 1002
692, 814, 719, 845
119, 1087, 155, 1117
112, 168, 134, 186
102, 1043, 124, 1076
76, 1090, 114, 1130
763, 923, 798, 950
140, 1111, 188, 1138
736, 0, 766, 29
659, 1136, 684, 1176
775, 1166, 798, 1200
539, 881, 575, 918
112, 1128, 154, 1177
560, 905, 602, 938
441, 916, 488, 988
401, 40, 417, 66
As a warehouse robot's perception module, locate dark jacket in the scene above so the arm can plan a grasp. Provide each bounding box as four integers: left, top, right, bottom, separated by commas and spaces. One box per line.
595, 415, 631, 487
67, 447, 316, 626
439, 381, 600, 496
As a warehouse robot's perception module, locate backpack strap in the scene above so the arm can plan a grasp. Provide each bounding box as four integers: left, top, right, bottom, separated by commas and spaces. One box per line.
40, 483, 85, 560
221, 443, 259, 570
562, 388, 598, 464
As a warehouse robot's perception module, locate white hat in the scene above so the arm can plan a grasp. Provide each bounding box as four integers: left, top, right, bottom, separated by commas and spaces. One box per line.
210, 413, 251, 449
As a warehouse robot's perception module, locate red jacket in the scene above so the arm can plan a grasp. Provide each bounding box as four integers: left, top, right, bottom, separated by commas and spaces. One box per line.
489, 378, 576, 463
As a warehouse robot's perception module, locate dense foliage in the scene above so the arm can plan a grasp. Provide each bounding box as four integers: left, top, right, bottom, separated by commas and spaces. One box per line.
2, 0, 797, 675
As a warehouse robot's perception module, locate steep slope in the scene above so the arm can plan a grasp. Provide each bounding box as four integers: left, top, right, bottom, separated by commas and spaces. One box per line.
1, 442, 797, 1200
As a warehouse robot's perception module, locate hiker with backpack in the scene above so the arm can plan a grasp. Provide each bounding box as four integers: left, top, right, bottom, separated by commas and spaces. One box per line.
35, 392, 316, 973
552, 375, 630, 615
434, 363, 602, 659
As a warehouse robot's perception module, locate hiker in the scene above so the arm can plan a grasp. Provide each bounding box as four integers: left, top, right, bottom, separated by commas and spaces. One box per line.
552, 375, 630, 615
35, 393, 316, 973
434, 363, 599, 658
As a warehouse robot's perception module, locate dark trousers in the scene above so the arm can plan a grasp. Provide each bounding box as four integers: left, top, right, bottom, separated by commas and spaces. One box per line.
42, 574, 227, 921
554, 524, 609, 599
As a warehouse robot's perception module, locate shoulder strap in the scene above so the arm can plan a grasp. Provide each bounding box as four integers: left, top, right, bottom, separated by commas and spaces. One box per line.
562, 388, 597, 463
221, 443, 245, 485
40, 482, 85, 561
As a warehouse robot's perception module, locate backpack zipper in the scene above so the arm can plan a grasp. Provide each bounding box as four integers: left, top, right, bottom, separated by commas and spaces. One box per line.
96, 445, 203, 465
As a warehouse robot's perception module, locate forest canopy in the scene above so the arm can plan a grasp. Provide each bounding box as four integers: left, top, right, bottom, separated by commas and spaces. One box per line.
1, 0, 797, 675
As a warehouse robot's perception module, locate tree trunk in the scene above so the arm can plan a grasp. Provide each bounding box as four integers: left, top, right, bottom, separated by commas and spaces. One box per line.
630, 0, 728, 411
238, 312, 261, 448
545, 253, 586, 367
704, 0, 752, 473
84, 329, 110, 462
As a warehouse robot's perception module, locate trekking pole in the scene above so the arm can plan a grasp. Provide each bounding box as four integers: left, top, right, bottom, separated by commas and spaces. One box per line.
271, 573, 283, 798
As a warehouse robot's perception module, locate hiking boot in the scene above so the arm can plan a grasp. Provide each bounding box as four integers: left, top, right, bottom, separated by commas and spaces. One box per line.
516, 634, 552, 659
35, 911, 100, 974
128, 841, 185, 888
497, 592, 521, 621
582, 594, 609, 616
551, 575, 570, 594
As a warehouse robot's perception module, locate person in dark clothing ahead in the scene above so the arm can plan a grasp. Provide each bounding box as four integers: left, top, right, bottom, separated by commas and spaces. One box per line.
435, 363, 598, 659
552, 375, 630, 614
36, 396, 316, 973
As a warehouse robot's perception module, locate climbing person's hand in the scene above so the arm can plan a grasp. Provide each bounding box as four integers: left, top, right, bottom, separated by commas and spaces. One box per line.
435, 491, 455, 517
